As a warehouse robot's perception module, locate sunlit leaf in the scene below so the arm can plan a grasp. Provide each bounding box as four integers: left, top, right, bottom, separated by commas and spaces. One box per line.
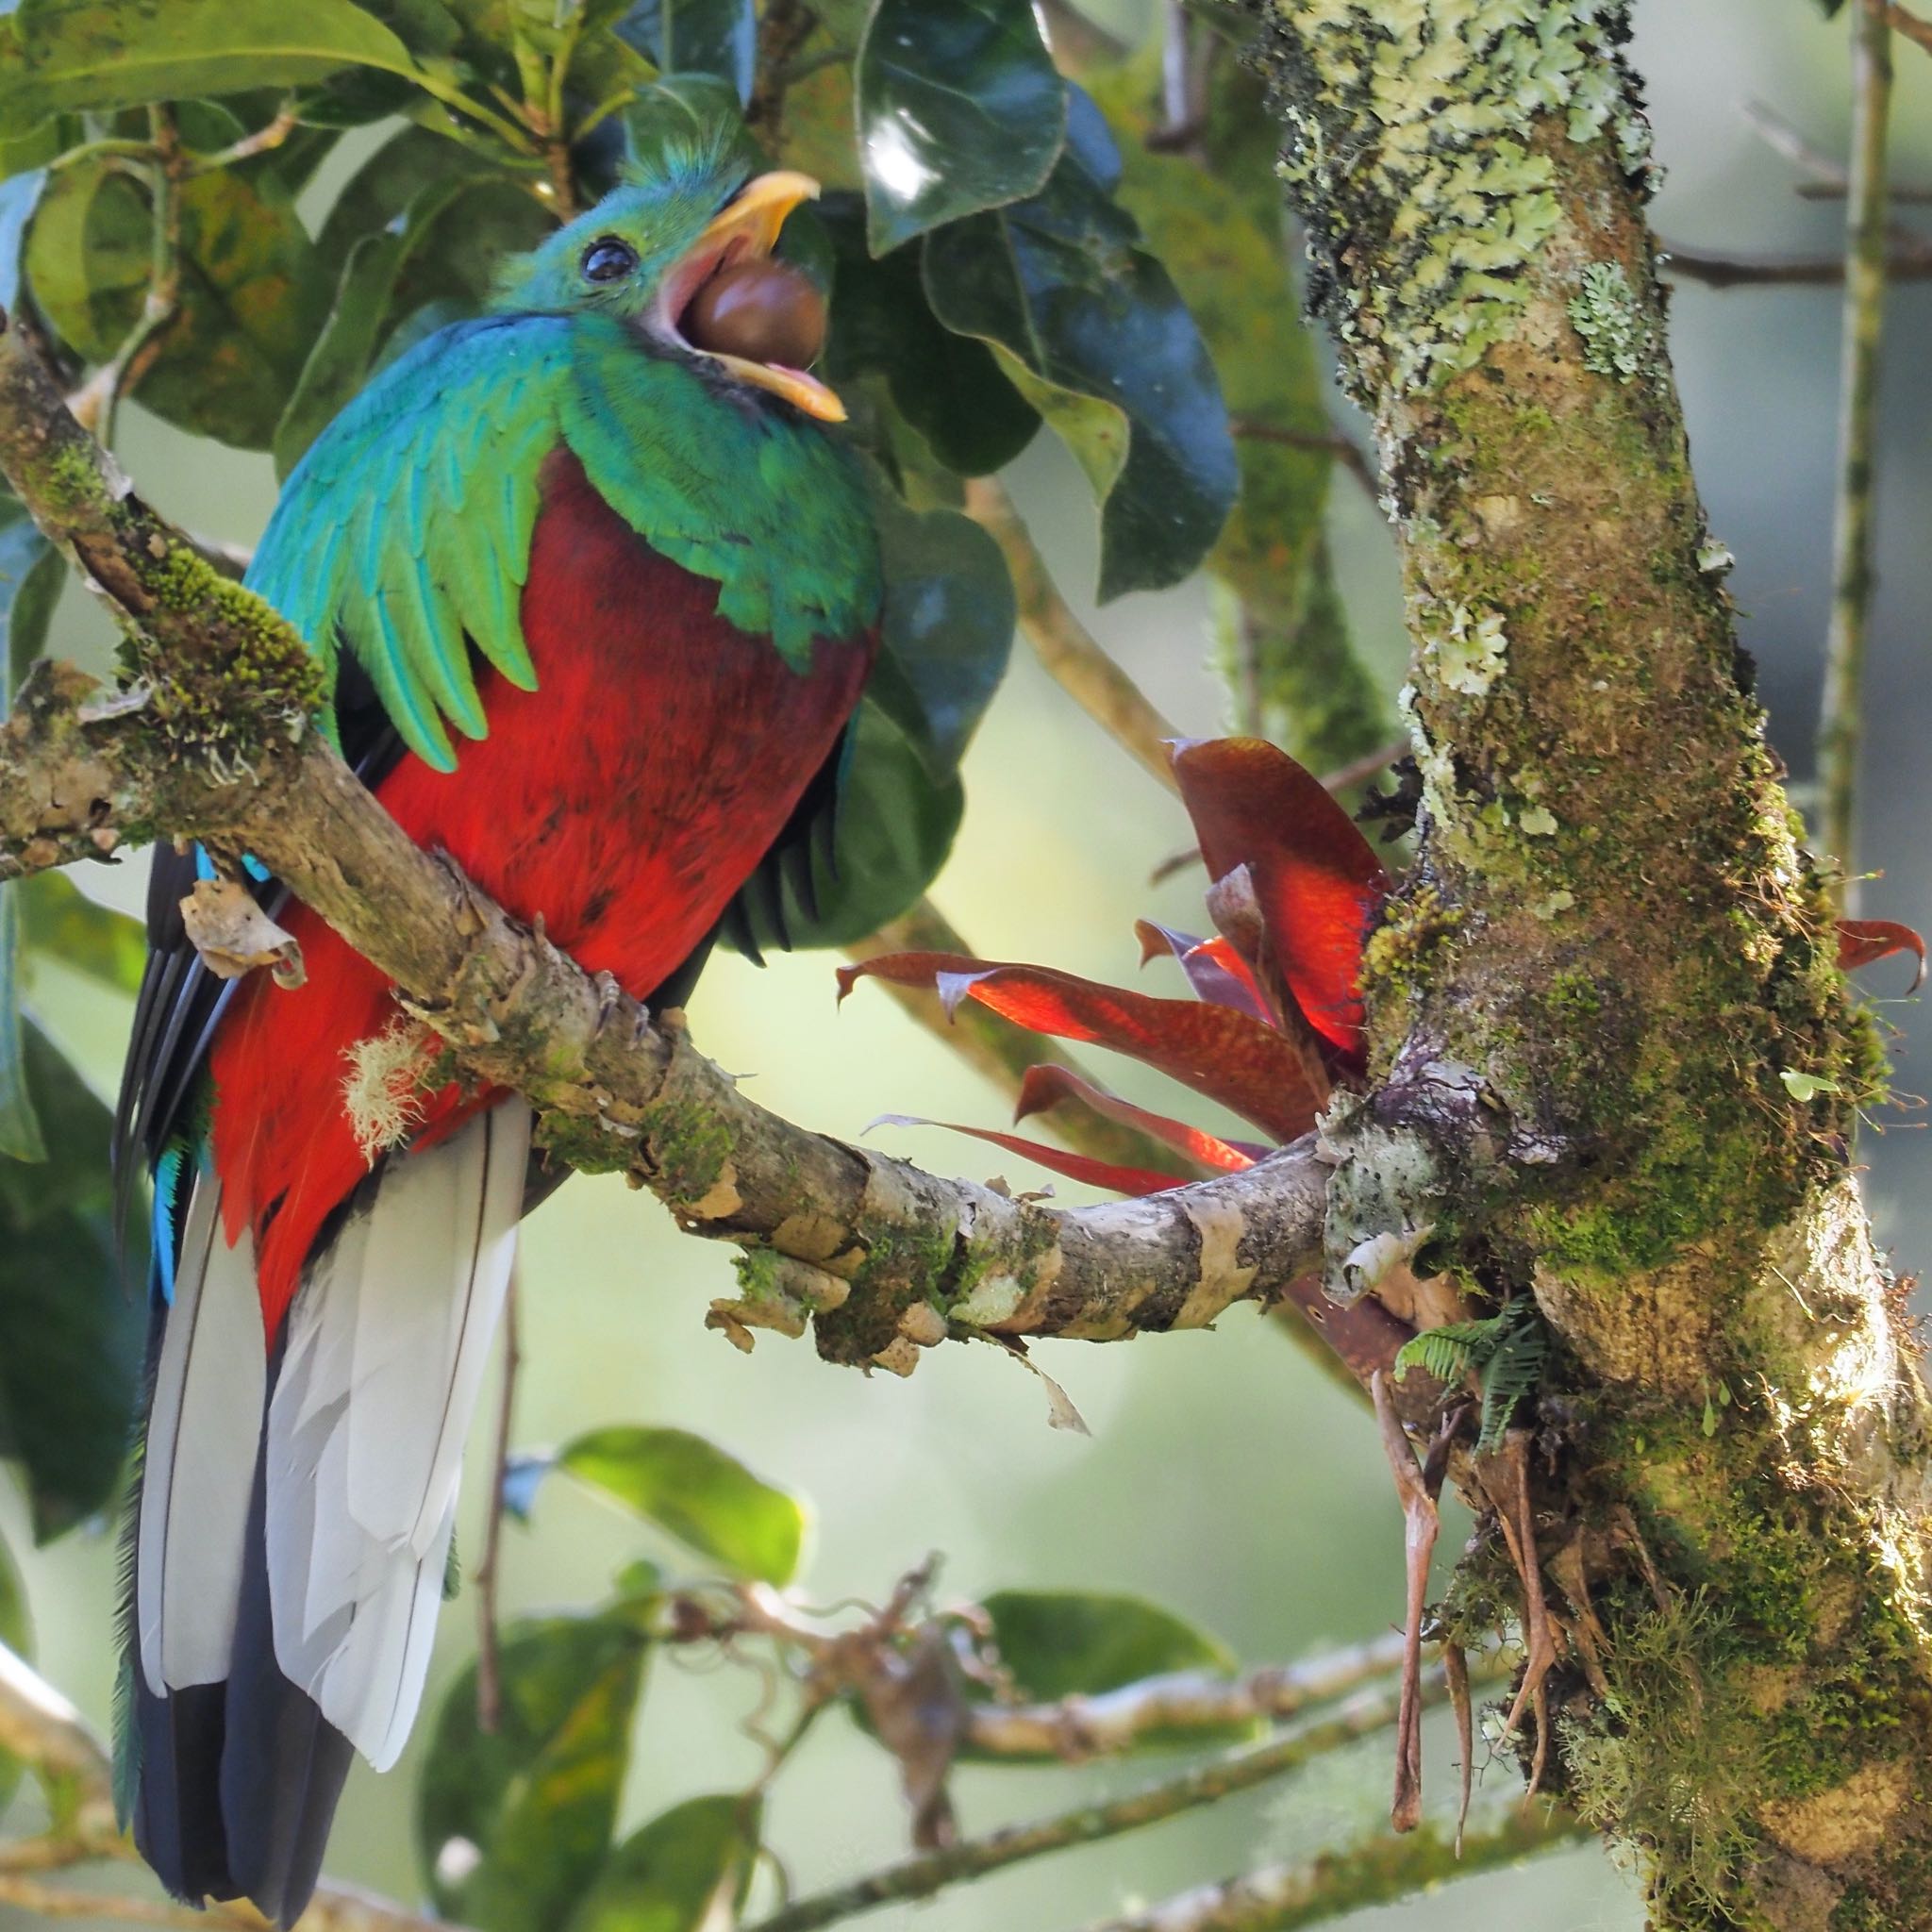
0, 0, 424, 139
1170, 739, 1387, 1069
0, 1024, 146, 1537
558, 1424, 808, 1586
821, 195, 1039, 476
419, 1604, 652, 1932
617, 0, 756, 106
863, 475, 1014, 779
1836, 917, 1925, 991
869, 1113, 1183, 1197
962, 1590, 1250, 1760
566, 1793, 761, 1932
1014, 1064, 1260, 1175
26, 159, 329, 449
839, 951, 1322, 1144
923, 88, 1236, 599
15, 871, 146, 995
854, 0, 1066, 255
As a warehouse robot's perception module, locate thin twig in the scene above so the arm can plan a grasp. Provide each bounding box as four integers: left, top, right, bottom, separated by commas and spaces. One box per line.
1818, 0, 1893, 914
962, 476, 1183, 793
1661, 238, 1930, 288
1885, 3, 1932, 54
740, 1677, 1441, 1932
1228, 419, 1380, 503
67, 105, 185, 442
1069, 1806, 1590, 1932
473, 1269, 520, 1734
185, 105, 298, 175
748, 0, 823, 141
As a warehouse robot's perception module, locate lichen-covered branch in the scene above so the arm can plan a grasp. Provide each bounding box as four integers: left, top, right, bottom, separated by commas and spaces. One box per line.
1244, 3, 1932, 1925
1071, 1807, 1590, 1932
0, 306, 1331, 1369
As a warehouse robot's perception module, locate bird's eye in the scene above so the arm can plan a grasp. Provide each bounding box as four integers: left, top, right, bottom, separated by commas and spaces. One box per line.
581, 237, 638, 284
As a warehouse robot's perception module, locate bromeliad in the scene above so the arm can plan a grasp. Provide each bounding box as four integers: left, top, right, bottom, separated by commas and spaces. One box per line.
112, 143, 879, 1926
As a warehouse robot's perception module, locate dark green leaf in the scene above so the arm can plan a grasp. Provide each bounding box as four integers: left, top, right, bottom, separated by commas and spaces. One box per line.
0, 0, 424, 140
0, 887, 42, 1164
923, 86, 1236, 599
0, 1526, 29, 1812
865, 476, 1013, 779
25, 159, 330, 449
314, 122, 505, 275
0, 488, 61, 694
822, 194, 1037, 476
963, 1589, 1250, 1758
276, 170, 512, 474
566, 1794, 760, 1932
0, 1023, 146, 1538
617, 0, 756, 106
385, 174, 555, 324
0, 167, 44, 311
558, 1425, 807, 1586
419, 1605, 652, 1932
854, 0, 1065, 255
621, 71, 758, 171
15, 872, 146, 995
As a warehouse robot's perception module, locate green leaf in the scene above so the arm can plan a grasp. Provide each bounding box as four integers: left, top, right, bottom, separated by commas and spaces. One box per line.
418, 1605, 652, 1932
566, 1794, 760, 1932
0, 0, 425, 140
1781, 1069, 1842, 1103
558, 1425, 807, 1586
314, 122, 504, 275
821, 193, 1038, 476
621, 71, 758, 171
864, 475, 1014, 779
0, 1526, 29, 1813
854, 0, 1066, 255
276, 169, 518, 474
617, 0, 755, 106
15, 872, 146, 995
25, 159, 330, 450
965, 1590, 1248, 1760
0, 1023, 146, 1537
923, 87, 1236, 600
0, 486, 62, 694
0, 166, 45, 311
0, 886, 42, 1164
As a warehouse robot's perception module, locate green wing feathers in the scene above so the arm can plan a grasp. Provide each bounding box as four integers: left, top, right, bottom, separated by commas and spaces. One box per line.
245, 312, 880, 774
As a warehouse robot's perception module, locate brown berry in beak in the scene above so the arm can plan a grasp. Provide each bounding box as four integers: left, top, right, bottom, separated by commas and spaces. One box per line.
681, 258, 827, 374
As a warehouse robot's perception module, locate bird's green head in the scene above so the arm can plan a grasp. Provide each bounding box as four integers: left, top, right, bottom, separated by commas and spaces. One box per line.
495, 141, 842, 422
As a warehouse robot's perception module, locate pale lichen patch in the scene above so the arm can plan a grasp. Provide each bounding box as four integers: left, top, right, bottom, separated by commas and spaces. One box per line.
1568, 260, 1653, 383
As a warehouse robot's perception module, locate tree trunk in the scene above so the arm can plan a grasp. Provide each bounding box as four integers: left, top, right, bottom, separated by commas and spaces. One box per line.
1248, 5, 1932, 1925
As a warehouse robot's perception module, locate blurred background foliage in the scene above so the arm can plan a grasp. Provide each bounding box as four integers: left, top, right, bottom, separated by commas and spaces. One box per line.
1, 0, 1929, 1927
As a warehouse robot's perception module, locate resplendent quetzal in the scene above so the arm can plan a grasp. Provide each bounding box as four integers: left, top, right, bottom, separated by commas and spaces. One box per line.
110, 142, 879, 1925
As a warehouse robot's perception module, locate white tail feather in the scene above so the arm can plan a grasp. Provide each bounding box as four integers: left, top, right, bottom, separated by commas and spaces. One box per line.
137, 1174, 267, 1694
266, 1104, 529, 1769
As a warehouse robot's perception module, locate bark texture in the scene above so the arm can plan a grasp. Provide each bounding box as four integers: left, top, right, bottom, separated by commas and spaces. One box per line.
1249, 6, 1932, 1926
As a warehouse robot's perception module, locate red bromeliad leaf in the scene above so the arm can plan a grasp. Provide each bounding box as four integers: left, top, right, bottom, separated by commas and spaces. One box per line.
1170, 738, 1388, 1069
1836, 919, 1927, 991
1133, 921, 1274, 1024
1015, 1064, 1265, 1174
838, 952, 1323, 1143
867, 1115, 1183, 1197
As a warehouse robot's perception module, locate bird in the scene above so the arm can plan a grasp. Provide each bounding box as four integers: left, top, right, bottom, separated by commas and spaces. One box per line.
109, 141, 880, 1927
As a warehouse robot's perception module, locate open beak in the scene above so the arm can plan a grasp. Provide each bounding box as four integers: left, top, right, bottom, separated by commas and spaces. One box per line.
659, 170, 845, 424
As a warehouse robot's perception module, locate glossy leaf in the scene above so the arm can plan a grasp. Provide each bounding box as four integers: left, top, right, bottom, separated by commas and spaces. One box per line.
839, 952, 1322, 1144
1133, 921, 1273, 1024
962, 1590, 1250, 1760
419, 1604, 652, 1932
1171, 738, 1387, 1068
1836, 918, 1926, 991
15, 872, 146, 994
26, 159, 329, 450
0, 1526, 28, 1812
558, 1424, 808, 1585
0, 1024, 146, 1537
870, 1113, 1182, 1197
855, 0, 1066, 255
864, 476, 1015, 779
0, 0, 423, 139
821, 195, 1039, 476
617, 0, 757, 105
566, 1793, 760, 1932
1015, 1065, 1261, 1175
923, 88, 1236, 600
